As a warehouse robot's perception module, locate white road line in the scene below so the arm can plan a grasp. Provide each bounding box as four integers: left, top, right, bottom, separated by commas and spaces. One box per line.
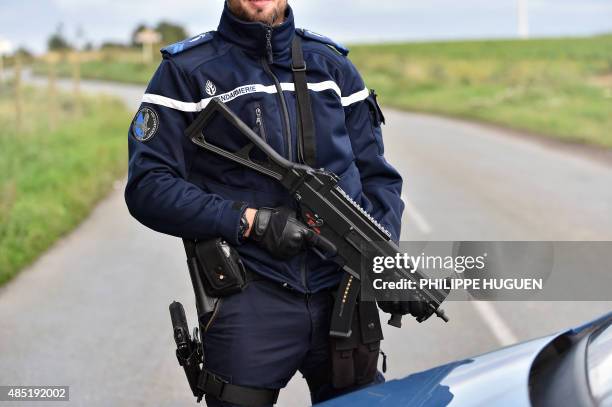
399, 196, 517, 346
401, 195, 432, 235
471, 301, 519, 347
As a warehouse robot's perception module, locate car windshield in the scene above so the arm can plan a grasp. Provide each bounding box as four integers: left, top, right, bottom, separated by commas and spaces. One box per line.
587, 323, 612, 407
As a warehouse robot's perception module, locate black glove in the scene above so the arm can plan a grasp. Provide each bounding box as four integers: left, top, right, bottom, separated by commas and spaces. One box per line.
378, 299, 429, 320
250, 207, 336, 260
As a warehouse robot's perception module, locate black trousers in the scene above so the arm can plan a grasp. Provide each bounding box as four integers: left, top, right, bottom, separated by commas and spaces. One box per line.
201, 279, 384, 406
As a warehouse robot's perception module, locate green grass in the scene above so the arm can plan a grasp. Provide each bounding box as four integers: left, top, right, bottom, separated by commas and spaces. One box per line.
0, 84, 131, 285
32, 59, 158, 85
350, 35, 612, 147
32, 35, 612, 147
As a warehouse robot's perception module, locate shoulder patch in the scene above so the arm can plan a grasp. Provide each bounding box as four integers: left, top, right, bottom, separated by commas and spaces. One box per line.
131, 107, 159, 142
161, 32, 214, 56
296, 28, 349, 56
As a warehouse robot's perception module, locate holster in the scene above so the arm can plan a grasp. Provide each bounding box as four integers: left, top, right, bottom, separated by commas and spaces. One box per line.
177, 239, 278, 406
192, 238, 247, 297
330, 300, 383, 389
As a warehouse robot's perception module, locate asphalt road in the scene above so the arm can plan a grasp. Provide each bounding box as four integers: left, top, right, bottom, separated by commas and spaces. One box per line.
1, 74, 610, 406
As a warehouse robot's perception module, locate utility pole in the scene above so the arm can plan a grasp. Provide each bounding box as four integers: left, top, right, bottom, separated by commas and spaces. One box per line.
517, 0, 529, 39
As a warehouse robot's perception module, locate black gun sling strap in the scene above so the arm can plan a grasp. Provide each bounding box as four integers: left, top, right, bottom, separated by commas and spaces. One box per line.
291, 36, 317, 167
291, 37, 383, 342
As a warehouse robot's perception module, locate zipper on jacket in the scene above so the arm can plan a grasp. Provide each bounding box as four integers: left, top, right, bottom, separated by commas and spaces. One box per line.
254, 105, 268, 142
263, 27, 304, 287
260, 34, 293, 161
265, 28, 274, 64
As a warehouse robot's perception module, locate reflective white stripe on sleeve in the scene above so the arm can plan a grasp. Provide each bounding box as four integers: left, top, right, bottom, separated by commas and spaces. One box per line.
141, 94, 200, 112
340, 87, 369, 106
141, 82, 368, 112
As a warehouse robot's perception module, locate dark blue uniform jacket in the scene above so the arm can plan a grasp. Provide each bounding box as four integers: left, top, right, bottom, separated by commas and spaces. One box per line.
125, 4, 404, 293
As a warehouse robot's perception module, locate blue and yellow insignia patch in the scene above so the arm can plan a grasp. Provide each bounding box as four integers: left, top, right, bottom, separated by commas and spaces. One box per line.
161, 32, 214, 56
296, 28, 349, 56
131, 107, 159, 142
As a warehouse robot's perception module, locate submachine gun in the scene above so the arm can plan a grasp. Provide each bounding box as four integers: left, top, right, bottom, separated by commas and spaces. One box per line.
184, 99, 450, 338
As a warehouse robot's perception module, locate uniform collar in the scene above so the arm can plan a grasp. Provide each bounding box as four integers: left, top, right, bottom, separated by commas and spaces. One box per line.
217, 3, 295, 63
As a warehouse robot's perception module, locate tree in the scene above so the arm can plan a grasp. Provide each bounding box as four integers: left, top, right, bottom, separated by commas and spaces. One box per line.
48, 23, 72, 51
100, 41, 128, 50
155, 21, 189, 46
15, 47, 33, 60
48, 34, 72, 51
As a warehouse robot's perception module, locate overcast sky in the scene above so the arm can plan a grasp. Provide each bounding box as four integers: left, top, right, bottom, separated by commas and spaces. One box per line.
1, 0, 611, 53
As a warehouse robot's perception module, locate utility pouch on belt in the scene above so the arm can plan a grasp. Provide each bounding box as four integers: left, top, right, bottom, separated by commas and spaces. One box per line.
194, 238, 247, 297
330, 300, 383, 389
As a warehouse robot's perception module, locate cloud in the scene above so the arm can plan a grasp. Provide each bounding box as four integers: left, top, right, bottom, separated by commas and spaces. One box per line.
295, 0, 510, 15
1, 0, 611, 54
531, 0, 612, 8
52, 0, 224, 26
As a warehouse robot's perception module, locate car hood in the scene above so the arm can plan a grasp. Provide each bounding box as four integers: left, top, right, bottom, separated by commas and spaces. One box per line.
319, 312, 612, 407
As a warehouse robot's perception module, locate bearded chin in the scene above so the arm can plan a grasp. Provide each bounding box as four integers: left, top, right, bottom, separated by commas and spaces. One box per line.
258, 7, 280, 26
270, 10, 280, 25
229, 0, 285, 26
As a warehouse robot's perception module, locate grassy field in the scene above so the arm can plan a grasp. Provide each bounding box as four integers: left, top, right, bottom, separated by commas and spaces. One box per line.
0, 84, 131, 285
351, 35, 612, 147
32, 49, 158, 85
33, 59, 157, 85
32, 35, 612, 147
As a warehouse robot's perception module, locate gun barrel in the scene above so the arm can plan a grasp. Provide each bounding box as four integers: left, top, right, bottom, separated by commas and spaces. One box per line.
436, 308, 450, 323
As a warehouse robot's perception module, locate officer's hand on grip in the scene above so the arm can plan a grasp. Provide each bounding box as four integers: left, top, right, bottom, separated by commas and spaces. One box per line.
249, 207, 335, 260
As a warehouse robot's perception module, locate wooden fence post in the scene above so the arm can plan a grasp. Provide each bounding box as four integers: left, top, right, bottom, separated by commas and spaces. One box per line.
0, 54, 4, 85
14, 54, 23, 133
47, 53, 58, 131
71, 51, 81, 116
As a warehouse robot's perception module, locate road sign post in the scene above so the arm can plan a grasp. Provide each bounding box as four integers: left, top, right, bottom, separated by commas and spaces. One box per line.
135, 29, 161, 64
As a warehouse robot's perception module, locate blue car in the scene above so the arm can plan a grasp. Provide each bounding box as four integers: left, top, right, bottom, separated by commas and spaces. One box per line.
320, 312, 612, 407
